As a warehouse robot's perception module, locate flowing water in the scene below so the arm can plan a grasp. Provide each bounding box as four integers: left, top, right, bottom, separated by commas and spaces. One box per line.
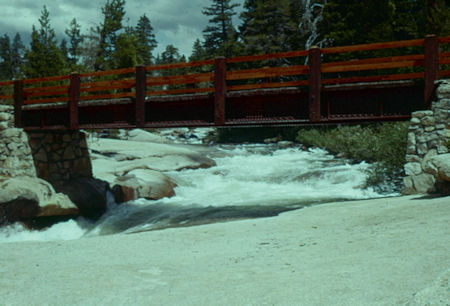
0, 143, 392, 243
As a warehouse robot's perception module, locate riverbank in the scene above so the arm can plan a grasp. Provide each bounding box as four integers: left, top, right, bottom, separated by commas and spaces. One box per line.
1, 195, 448, 305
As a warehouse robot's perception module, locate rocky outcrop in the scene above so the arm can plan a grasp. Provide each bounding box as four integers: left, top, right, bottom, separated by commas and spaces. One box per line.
115, 169, 176, 202
403, 80, 450, 195
0, 176, 78, 225
58, 177, 117, 220
88, 137, 216, 201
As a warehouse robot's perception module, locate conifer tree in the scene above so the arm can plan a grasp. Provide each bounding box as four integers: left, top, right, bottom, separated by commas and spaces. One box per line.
60, 39, 70, 67
65, 18, 84, 67
202, 0, 240, 57
157, 45, 186, 89
428, 0, 450, 36
189, 39, 207, 62
11, 33, 25, 78
95, 0, 126, 70
239, 0, 296, 55
320, 0, 395, 47
24, 6, 65, 77
113, 27, 140, 68
135, 14, 158, 66
0, 34, 12, 80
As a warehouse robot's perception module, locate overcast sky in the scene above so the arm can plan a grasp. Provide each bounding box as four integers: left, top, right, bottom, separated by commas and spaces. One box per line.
0, 0, 244, 57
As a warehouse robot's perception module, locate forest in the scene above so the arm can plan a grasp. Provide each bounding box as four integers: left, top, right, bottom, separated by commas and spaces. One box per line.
0, 0, 449, 81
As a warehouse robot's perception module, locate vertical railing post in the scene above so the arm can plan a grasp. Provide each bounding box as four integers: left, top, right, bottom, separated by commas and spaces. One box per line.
69, 73, 80, 130
308, 46, 321, 122
13, 80, 23, 128
214, 57, 227, 126
424, 34, 439, 108
135, 65, 146, 128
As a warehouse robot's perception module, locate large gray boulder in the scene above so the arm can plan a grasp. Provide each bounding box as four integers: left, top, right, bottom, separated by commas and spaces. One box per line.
115, 169, 176, 202
430, 153, 450, 182
0, 176, 78, 225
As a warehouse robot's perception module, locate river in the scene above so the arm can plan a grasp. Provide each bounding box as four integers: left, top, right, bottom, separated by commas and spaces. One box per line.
0, 140, 392, 243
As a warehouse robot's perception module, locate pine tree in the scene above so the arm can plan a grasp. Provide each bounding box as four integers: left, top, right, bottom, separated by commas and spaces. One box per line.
11, 33, 25, 79
135, 14, 157, 66
113, 27, 140, 68
428, 0, 450, 36
24, 6, 65, 77
320, 0, 395, 47
158, 44, 184, 65
0, 34, 12, 80
156, 45, 186, 89
65, 18, 84, 66
239, 0, 296, 55
202, 0, 240, 57
60, 39, 70, 67
189, 39, 207, 62
95, 0, 126, 70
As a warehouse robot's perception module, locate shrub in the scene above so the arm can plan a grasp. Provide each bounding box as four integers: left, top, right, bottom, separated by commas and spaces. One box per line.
296, 122, 409, 192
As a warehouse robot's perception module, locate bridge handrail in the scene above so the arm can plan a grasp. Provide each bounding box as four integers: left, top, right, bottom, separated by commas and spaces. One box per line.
1, 34, 450, 128
321, 38, 425, 54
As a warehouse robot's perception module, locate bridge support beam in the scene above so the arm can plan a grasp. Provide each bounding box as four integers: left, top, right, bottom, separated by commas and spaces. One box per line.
214, 57, 227, 126
69, 73, 80, 130
135, 66, 147, 128
13, 80, 23, 128
424, 34, 439, 108
308, 46, 321, 122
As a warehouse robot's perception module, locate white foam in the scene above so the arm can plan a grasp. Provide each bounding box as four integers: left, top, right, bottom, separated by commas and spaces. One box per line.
0, 219, 87, 243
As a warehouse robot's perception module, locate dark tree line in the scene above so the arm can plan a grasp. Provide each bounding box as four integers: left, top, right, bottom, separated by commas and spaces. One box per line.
0, 0, 449, 80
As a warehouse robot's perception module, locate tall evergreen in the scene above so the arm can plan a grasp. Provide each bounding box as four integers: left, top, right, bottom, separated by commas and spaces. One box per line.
65, 18, 84, 67
113, 27, 140, 68
202, 0, 240, 57
95, 0, 126, 70
428, 0, 450, 35
320, 0, 395, 47
11, 33, 25, 78
24, 6, 65, 77
239, 0, 296, 55
391, 0, 426, 40
0, 34, 12, 80
189, 39, 207, 62
135, 14, 158, 66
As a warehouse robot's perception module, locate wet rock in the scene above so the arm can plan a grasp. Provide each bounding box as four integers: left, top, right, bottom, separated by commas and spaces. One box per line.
0, 176, 78, 224
59, 177, 113, 220
0, 198, 39, 226
115, 169, 176, 202
277, 141, 294, 148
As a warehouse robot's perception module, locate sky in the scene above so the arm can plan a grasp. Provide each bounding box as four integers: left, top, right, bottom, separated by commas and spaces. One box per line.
0, 0, 244, 57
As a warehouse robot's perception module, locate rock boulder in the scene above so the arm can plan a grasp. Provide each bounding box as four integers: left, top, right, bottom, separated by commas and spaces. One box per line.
0, 176, 78, 225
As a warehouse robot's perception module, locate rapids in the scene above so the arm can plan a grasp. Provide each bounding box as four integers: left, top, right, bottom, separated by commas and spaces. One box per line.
0, 143, 393, 243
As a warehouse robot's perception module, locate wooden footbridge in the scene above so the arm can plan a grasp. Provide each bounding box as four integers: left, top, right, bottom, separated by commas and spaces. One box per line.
1, 34, 449, 130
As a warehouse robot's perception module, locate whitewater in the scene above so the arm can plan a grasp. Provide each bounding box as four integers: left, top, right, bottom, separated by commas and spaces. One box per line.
0, 141, 391, 243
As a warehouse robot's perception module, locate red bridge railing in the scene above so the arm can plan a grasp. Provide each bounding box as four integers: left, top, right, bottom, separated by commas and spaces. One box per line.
0, 34, 449, 129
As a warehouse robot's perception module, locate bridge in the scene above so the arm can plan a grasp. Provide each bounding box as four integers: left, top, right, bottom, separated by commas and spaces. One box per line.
0, 34, 449, 131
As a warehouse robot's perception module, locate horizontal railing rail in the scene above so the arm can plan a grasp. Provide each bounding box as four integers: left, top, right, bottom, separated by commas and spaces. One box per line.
0, 34, 449, 129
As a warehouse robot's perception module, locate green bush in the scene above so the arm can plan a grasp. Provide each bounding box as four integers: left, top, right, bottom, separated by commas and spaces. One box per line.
296, 122, 409, 192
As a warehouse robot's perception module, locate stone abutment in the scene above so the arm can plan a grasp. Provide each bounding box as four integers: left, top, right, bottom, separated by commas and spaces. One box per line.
0, 105, 92, 187
402, 80, 450, 195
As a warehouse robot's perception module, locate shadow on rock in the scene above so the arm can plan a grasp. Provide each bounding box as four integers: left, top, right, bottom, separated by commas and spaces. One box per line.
58, 177, 122, 220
